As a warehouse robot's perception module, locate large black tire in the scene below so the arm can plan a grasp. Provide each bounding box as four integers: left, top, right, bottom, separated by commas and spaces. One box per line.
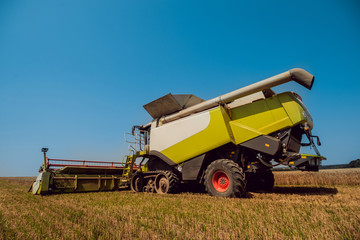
246, 170, 274, 192
204, 159, 246, 198
154, 171, 180, 194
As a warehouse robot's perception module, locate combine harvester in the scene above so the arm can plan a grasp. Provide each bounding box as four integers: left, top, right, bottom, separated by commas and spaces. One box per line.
31, 68, 326, 197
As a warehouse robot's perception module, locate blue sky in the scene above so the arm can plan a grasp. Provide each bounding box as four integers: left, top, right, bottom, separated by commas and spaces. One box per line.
0, 1, 359, 176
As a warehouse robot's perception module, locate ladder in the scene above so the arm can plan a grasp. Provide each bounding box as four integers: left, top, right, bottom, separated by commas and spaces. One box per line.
120, 152, 138, 187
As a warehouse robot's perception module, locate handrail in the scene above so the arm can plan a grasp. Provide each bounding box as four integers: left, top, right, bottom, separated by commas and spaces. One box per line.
46, 158, 139, 169
49, 158, 124, 165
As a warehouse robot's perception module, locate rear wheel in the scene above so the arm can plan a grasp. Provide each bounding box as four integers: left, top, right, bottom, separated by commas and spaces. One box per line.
154, 171, 180, 194
204, 159, 246, 198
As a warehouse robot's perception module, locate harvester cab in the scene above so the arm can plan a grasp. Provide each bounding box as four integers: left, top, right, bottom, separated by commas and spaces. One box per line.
31, 68, 325, 198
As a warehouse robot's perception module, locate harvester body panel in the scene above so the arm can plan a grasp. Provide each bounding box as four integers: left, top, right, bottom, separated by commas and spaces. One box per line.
150, 106, 233, 164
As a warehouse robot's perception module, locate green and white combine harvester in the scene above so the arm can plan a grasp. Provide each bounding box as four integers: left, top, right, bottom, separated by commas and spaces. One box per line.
31, 68, 326, 197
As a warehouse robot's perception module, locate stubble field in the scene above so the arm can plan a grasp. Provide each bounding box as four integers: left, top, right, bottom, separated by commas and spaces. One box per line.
0, 169, 359, 239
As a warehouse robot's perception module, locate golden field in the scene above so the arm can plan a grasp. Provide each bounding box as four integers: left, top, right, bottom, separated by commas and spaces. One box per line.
0, 168, 359, 239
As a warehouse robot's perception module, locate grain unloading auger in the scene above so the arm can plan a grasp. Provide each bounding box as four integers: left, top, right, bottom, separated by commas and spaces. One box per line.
31, 68, 325, 197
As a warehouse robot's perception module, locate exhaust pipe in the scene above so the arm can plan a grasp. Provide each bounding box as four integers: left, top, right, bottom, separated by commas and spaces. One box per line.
162, 68, 314, 123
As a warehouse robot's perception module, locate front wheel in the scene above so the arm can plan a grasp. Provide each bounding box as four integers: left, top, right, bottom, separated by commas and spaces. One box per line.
204, 159, 246, 198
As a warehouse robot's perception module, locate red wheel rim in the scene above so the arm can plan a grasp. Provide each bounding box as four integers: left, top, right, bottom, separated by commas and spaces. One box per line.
212, 171, 229, 192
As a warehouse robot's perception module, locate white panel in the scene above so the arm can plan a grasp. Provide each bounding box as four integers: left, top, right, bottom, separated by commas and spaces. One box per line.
150, 111, 211, 152
227, 91, 265, 109
32, 173, 43, 194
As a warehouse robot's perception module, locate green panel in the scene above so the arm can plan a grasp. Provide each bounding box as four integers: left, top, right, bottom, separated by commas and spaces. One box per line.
229, 95, 293, 144
230, 98, 275, 130
277, 92, 309, 126
260, 96, 294, 133
229, 122, 262, 145
161, 106, 232, 164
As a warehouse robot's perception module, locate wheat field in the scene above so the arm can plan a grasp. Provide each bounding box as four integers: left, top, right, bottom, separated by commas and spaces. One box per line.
0, 169, 359, 239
